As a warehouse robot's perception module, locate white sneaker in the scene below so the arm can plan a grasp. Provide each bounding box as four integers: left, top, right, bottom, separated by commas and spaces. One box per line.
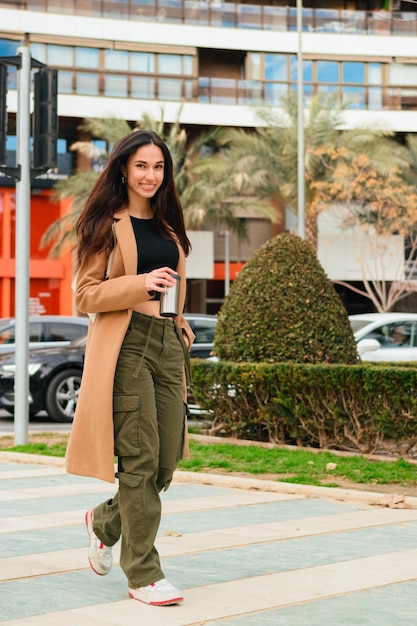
129, 578, 184, 606
85, 509, 113, 576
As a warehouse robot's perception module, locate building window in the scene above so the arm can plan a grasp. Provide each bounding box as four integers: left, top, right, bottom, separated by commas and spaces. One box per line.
184, 79, 193, 98
238, 80, 263, 105
289, 56, 312, 83
49, 45, 73, 66
198, 77, 210, 103
264, 53, 287, 81
342, 62, 365, 84
57, 138, 67, 153
317, 83, 339, 96
0, 40, 19, 89
76, 72, 99, 95
105, 49, 129, 71
317, 60, 339, 83
20, 39, 417, 112
183, 55, 193, 75
23, 41, 196, 102
368, 87, 382, 110
343, 86, 365, 108
130, 52, 155, 73
30, 42, 46, 63
105, 74, 128, 97
58, 70, 73, 93
248, 52, 261, 80
368, 63, 382, 85
342, 62, 365, 108
264, 82, 287, 105
158, 53, 187, 74
158, 77, 182, 100
75, 47, 100, 68
6, 135, 16, 150
0, 39, 19, 55
389, 62, 417, 86
131, 75, 155, 99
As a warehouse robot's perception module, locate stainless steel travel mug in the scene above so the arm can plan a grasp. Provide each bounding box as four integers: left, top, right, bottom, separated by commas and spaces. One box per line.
159, 274, 181, 317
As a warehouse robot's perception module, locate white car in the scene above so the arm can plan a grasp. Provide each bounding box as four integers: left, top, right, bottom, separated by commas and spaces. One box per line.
349, 312, 417, 362
184, 313, 217, 359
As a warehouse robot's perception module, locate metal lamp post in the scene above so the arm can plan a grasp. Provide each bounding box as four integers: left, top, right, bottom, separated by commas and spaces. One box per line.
218, 230, 230, 296
297, 0, 305, 240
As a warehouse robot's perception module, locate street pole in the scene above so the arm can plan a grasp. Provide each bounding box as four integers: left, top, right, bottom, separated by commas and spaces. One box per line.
14, 45, 31, 445
224, 230, 230, 296
297, 0, 305, 240
0, 53, 56, 445
218, 230, 230, 297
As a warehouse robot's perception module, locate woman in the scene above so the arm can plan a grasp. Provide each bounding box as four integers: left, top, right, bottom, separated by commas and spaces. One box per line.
65, 130, 195, 606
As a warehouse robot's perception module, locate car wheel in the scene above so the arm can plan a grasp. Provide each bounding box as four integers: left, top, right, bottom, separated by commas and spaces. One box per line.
45, 368, 82, 423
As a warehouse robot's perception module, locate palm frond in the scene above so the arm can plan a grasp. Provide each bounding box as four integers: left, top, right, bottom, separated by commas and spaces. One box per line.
69, 141, 105, 160
79, 117, 132, 143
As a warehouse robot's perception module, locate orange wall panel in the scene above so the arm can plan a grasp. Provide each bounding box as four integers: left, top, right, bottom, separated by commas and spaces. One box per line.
0, 187, 74, 318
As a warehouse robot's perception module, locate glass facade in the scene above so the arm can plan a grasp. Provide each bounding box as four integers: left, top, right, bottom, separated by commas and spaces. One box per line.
105, 49, 129, 71
105, 74, 128, 97
290, 57, 313, 83
24, 40, 194, 100
131, 76, 155, 99
1, 1, 417, 320
130, 52, 155, 73
0, 35, 414, 110
76, 72, 99, 95
317, 61, 339, 83
76, 47, 100, 68
18, 2, 417, 37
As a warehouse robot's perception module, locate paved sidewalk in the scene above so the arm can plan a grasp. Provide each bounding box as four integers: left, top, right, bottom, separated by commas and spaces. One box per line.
1, 453, 417, 625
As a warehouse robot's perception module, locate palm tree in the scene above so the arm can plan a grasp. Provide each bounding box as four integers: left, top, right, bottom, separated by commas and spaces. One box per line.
404, 133, 417, 185
42, 112, 278, 257
218, 92, 411, 251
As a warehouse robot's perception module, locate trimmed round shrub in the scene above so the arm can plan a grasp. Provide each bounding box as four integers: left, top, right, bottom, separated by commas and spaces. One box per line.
214, 232, 358, 364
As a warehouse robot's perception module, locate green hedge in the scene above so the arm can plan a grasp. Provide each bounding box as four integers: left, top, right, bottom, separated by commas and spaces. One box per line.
190, 359, 417, 455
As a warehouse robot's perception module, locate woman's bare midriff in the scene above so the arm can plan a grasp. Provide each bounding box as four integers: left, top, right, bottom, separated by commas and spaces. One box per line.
133, 300, 168, 319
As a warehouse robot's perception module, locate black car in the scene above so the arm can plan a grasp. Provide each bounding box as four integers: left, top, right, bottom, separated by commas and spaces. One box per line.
0, 313, 217, 422
0, 336, 86, 422
0, 315, 90, 353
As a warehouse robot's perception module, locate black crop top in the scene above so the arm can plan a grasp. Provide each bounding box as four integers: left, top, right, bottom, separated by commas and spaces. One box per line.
130, 216, 179, 299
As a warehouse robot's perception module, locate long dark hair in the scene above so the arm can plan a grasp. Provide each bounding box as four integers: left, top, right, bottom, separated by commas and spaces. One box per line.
76, 129, 191, 267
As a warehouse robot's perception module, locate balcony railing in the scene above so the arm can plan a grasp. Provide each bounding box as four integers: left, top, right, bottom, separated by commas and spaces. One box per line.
39, 70, 417, 111
2, 1, 417, 37
198, 78, 417, 111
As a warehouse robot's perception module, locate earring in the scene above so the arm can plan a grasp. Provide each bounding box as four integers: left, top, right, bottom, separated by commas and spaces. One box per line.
121, 175, 126, 185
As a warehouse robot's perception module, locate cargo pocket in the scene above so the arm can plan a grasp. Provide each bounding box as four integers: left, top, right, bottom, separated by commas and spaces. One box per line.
116, 471, 148, 538
113, 394, 140, 457
116, 471, 142, 489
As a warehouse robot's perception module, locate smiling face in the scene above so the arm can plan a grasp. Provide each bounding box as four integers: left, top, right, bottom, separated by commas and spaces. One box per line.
122, 142, 165, 207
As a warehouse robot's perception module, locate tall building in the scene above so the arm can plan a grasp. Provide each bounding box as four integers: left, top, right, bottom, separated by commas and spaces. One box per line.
0, 0, 416, 316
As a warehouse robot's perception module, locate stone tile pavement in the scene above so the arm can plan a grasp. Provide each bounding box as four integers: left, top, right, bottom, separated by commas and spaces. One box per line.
1, 452, 417, 625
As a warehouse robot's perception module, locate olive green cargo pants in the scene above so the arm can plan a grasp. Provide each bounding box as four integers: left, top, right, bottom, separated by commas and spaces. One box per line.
92, 311, 186, 588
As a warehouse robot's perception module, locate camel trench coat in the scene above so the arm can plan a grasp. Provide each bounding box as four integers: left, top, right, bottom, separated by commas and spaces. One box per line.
65, 208, 195, 484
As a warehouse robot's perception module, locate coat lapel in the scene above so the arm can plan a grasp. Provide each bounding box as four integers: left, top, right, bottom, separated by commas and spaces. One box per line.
114, 209, 137, 276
